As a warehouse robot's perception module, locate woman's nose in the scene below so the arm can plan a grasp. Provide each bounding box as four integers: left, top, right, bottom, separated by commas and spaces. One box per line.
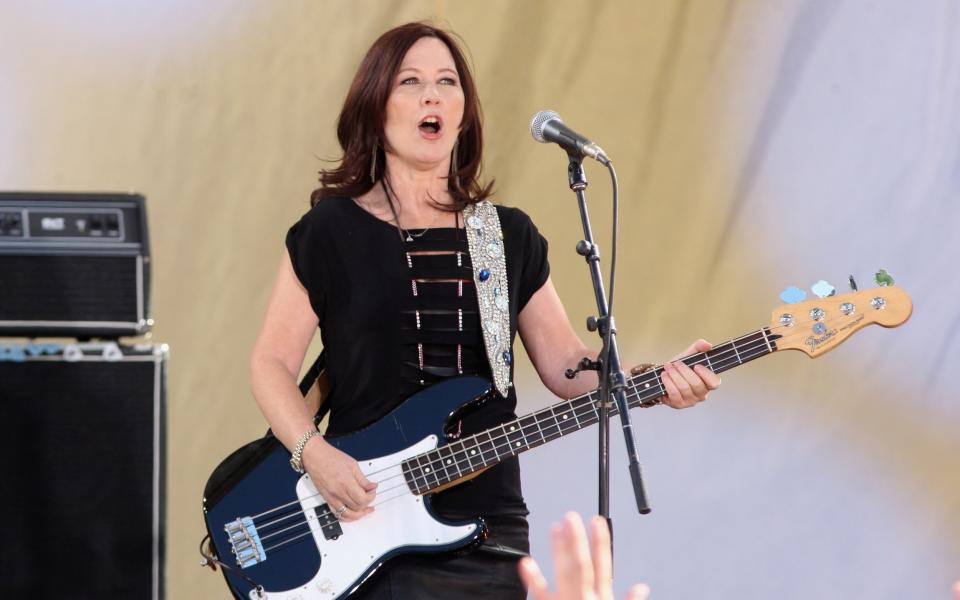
421, 84, 441, 105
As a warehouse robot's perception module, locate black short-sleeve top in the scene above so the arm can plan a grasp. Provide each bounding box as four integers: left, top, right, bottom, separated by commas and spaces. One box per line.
285, 196, 550, 517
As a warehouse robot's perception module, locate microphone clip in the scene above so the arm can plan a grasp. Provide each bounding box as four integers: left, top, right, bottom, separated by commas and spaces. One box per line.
565, 356, 603, 380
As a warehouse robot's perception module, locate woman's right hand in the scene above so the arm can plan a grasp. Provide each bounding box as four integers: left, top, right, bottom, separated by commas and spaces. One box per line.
301, 438, 377, 522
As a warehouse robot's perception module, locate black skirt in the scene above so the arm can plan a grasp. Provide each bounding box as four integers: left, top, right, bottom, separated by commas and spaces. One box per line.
350, 515, 529, 600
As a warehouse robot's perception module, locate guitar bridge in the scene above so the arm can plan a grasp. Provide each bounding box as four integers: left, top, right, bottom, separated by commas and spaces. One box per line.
225, 516, 266, 568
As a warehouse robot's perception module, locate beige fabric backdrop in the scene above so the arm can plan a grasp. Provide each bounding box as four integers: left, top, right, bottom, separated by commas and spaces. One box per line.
2, 1, 958, 597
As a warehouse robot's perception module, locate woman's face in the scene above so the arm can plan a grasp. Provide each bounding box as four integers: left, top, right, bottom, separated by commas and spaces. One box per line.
384, 36, 465, 172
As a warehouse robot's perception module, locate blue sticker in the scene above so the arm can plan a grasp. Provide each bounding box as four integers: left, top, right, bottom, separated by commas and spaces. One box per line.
779, 286, 807, 304
811, 280, 836, 299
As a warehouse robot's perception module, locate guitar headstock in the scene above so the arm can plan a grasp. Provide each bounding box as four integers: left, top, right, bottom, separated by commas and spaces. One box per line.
770, 281, 912, 357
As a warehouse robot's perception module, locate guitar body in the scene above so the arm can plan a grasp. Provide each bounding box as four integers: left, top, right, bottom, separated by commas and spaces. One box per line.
203, 377, 494, 600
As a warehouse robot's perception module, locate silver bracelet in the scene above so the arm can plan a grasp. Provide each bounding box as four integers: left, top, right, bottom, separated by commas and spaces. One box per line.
289, 427, 321, 474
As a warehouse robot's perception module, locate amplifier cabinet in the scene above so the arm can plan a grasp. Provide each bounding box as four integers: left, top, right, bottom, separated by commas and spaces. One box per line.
0, 342, 166, 599
0, 192, 152, 337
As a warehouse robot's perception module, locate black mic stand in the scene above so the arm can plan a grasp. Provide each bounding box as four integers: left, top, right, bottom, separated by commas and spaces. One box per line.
563, 154, 651, 544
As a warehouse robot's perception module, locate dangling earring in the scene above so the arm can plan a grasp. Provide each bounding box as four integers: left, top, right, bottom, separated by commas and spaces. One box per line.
449, 140, 459, 181
370, 144, 378, 184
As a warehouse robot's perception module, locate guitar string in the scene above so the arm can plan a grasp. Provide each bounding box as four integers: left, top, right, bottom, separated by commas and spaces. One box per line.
246, 327, 780, 532
249, 327, 803, 543
253, 325, 775, 525
246, 315, 837, 540
253, 393, 606, 546
251, 323, 853, 558
243, 310, 864, 545
254, 328, 792, 554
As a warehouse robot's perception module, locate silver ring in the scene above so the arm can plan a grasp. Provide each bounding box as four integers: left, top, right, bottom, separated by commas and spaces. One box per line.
335, 505, 347, 518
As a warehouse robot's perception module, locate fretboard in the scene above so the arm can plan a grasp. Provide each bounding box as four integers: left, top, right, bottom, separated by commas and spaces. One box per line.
402, 328, 780, 495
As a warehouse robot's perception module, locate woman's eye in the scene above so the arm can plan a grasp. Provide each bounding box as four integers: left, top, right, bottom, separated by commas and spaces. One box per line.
400, 77, 419, 85
440, 77, 458, 86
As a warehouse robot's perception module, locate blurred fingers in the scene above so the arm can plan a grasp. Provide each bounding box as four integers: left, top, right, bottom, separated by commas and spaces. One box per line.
518, 557, 552, 600
588, 516, 613, 600
553, 513, 594, 595
625, 583, 651, 600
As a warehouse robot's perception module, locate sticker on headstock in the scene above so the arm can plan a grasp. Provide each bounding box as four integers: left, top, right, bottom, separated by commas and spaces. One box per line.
779, 286, 807, 304
874, 270, 895, 287
811, 280, 836, 299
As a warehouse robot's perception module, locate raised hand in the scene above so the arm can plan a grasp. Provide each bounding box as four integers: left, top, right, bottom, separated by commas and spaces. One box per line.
519, 512, 650, 600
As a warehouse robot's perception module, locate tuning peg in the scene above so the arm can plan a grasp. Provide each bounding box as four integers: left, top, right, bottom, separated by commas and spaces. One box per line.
848, 275, 858, 291
874, 269, 894, 287
779, 285, 807, 304
811, 280, 836, 299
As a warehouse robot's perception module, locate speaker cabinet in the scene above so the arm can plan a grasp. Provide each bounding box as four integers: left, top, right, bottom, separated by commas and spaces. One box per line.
0, 192, 152, 337
0, 342, 166, 598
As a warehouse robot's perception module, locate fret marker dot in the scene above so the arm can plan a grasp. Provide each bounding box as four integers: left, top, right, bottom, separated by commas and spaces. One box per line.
562, 414, 569, 420
446, 459, 452, 464
509, 426, 516, 431
645, 383, 651, 388
425, 467, 431, 473
470, 450, 477, 455
515, 442, 521, 447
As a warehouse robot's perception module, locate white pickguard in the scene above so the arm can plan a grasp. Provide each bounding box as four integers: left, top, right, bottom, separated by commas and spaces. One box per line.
254, 435, 480, 599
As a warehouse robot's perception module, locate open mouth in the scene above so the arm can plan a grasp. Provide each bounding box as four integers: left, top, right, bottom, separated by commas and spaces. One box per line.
418, 116, 442, 135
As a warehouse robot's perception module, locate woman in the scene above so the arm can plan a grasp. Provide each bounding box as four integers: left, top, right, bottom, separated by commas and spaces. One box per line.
250, 21, 719, 599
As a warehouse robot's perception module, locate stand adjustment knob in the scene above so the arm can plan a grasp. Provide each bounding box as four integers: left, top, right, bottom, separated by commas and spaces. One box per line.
586, 316, 598, 331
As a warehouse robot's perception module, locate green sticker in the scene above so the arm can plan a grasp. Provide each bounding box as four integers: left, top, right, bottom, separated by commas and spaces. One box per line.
874, 269, 895, 287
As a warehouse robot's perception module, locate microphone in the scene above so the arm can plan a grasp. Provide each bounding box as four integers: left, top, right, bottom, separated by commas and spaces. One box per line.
529, 110, 609, 164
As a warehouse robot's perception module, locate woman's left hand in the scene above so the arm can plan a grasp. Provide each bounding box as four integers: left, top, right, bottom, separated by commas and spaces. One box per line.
657, 338, 721, 409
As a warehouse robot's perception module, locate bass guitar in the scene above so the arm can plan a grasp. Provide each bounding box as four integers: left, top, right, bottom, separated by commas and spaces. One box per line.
201, 281, 912, 599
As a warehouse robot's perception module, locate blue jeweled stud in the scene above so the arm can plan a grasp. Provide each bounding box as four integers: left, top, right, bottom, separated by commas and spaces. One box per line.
479, 268, 490, 282
812, 322, 827, 335
502, 351, 512, 365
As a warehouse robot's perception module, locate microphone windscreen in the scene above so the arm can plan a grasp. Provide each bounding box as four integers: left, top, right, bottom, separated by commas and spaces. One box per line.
529, 110, 562, 143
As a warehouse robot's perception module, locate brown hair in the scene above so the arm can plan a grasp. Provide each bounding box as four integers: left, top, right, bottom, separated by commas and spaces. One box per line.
310, 22, 493, 210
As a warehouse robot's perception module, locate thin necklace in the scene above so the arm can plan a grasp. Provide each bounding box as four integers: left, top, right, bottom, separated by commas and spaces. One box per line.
379, 179, 457, 242
401, 210, 457, 242
403, 227, 430, 242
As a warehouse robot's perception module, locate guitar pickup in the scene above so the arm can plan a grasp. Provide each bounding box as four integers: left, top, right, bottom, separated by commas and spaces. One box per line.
315, 504, 343, 540
225, 516, 266, 568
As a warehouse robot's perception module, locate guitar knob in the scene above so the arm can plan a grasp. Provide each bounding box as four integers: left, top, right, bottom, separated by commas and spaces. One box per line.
779, 285, 806, 304
811, 280, 836, 299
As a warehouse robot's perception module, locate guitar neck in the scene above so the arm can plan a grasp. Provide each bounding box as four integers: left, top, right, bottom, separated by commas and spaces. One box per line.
403, 328, 781, 494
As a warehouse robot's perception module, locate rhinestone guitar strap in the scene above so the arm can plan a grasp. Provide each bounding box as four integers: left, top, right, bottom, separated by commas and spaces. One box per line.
463, 200, 512, 397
